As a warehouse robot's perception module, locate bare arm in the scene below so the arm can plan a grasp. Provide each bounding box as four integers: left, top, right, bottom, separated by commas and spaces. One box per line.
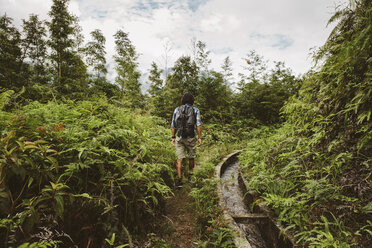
197, 125, 202, 146
172, 128, 176, 146
172, 128, 176, 137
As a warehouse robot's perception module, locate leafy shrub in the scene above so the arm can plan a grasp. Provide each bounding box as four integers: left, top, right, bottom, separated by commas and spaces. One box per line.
239, 2, 372, 246
0, 98, 176, 247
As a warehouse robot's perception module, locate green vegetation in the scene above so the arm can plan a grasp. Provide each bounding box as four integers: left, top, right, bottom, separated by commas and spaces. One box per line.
0, 0, 371, 247
190, 127, 241, 248
0, 97, 175, 247
239, 0, 371, 247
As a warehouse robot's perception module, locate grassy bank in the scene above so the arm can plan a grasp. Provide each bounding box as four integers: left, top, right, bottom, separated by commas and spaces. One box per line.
189, 125, 243, 248
239, 124, 371, 247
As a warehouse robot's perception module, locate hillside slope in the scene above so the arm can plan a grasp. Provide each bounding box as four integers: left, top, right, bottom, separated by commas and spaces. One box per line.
239, 1, 371, 247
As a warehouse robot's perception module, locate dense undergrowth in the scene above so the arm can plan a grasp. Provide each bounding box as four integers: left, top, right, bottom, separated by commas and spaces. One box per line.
0, 1, 371, 248
0, 93, 249, 248
0, 97, 176, 247
189, 126, 243, 248
239, 1, 372, 247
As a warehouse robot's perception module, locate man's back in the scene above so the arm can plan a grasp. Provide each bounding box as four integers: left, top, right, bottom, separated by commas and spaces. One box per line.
171, 93, 202, 181
172, 104, 200, 138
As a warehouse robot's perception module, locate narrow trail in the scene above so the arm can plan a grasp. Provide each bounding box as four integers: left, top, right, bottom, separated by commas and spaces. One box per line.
158, 185, 199, 248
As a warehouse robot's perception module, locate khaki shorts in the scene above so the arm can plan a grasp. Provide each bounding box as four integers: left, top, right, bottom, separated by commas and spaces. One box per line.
175, 137, 197, 159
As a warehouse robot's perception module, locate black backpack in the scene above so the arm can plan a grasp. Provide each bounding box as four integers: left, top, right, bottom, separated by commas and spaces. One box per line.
174, 105, 196, 137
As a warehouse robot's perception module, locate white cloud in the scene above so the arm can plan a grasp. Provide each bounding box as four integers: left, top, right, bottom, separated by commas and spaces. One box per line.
200, 14, 223, 32
0, 0, 50, 25
1, 0, 349, 88
69, 0, 81, 16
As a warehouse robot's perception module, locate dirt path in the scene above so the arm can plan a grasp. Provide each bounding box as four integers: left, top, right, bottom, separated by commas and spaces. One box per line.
158, 185, 199, 248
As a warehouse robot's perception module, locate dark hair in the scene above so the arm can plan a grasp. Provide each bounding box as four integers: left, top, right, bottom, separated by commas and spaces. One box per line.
181, 92, 194, 105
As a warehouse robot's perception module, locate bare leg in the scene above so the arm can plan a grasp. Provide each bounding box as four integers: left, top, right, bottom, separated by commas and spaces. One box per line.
176, 158, 183, 179
189, 158, 195, 171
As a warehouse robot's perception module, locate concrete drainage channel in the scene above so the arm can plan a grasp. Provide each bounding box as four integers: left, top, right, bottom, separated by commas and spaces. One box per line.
216, 151, 296, 248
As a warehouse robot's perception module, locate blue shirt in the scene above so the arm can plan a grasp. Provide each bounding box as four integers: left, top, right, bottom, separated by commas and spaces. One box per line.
171, 104, 201, 137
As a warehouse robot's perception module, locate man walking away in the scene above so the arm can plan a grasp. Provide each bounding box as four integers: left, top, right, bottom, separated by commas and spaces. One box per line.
171, 92, 202, 183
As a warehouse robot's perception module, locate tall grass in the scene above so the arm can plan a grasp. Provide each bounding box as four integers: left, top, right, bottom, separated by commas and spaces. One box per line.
189, 125, 242, 248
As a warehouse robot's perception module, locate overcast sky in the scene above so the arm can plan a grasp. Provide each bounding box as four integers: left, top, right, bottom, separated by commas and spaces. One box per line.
2, 0, 348, 87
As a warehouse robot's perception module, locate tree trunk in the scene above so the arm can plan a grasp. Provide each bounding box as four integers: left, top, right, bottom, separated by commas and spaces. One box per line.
58, 53, 62, 87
